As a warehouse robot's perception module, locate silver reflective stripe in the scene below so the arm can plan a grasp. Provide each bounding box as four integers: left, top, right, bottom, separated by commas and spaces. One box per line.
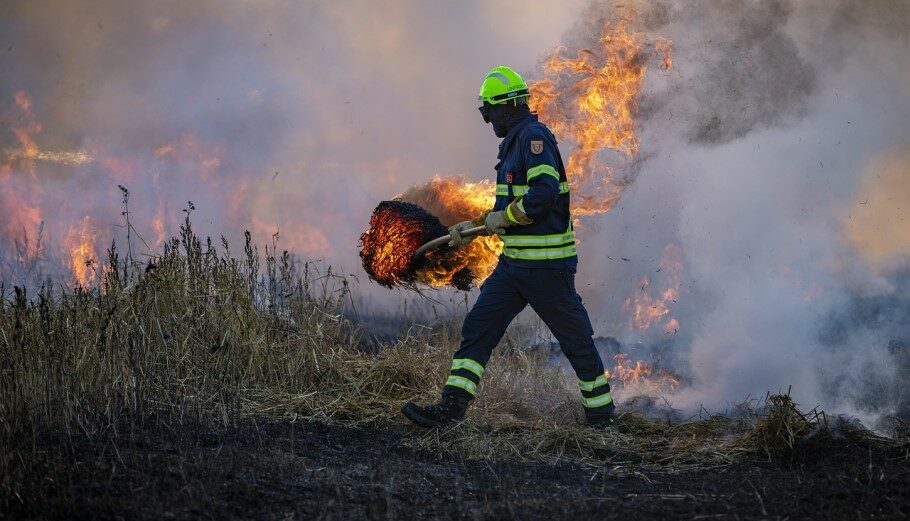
578, 374, 609, 392
486, 72, 511, 85
451, 358, 485, 378
446, 375, 477, 395
582, 392, 614, 408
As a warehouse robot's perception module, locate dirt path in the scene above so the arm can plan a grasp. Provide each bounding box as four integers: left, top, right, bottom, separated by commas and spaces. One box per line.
4, 420, 908, 520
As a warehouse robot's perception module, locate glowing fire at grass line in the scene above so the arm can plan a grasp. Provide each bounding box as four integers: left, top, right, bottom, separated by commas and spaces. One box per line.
65, 216, 98, 288
606, 353, 681, 394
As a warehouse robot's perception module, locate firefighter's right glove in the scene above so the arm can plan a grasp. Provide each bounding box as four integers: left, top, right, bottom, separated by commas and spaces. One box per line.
448, 221, 477, 247
485, 200, 532, 235
484, 211, 510, 235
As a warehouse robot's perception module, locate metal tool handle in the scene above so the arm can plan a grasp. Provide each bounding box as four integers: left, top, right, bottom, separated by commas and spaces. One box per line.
412, 225, 487, 261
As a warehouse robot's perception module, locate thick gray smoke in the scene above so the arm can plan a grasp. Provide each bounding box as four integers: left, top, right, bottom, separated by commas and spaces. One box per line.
565, 0, 910, 424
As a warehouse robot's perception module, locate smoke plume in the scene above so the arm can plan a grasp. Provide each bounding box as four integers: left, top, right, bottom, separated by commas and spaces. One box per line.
567, 0, 910, 423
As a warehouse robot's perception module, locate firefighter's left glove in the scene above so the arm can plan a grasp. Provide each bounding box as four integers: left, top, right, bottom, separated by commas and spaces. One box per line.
485, 199, 532, 235
448, 221, 477, 247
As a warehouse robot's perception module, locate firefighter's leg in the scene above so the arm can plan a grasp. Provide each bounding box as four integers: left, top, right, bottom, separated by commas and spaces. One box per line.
403, 263, 526, 428
441, 262, 527, 401
520, 267, 615, 423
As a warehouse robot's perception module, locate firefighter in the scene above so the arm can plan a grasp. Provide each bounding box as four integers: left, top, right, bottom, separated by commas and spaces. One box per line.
402, 66, 616, 429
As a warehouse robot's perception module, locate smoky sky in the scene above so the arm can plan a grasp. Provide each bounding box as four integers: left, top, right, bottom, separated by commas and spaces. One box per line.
2, 0, 910, 421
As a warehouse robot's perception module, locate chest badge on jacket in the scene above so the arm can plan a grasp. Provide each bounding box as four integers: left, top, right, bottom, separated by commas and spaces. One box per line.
530, 140, 543, 155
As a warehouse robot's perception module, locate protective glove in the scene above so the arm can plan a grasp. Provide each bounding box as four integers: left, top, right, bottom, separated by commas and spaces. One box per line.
484, 198, 532, 235
448, 221, 477, 247
484, 210, 511, 235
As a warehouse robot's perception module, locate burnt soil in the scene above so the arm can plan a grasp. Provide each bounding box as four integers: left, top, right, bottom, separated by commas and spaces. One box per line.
3, 420, 909, 520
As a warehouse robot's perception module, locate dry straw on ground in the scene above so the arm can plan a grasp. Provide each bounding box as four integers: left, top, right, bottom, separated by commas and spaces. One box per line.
0, 221, 896, 503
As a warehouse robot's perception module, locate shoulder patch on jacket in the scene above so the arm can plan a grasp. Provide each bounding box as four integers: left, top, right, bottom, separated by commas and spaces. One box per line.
530, 140, 543, 154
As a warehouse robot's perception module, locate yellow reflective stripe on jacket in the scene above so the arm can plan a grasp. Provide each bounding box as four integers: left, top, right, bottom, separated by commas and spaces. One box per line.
451, 358, 485, 379
582, 391, 614, 408
527, 164, 560, 181
578, 374, 609, 392
503, 245, 577, 260
445, 375, 477, 395
500, 231, 575, 248
496, 182, 569, 196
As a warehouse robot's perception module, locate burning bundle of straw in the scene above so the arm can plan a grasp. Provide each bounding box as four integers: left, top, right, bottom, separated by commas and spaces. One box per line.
359, 200, 475, 290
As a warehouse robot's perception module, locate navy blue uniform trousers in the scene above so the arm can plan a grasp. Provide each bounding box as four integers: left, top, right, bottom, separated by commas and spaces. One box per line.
442, 260, 615, 419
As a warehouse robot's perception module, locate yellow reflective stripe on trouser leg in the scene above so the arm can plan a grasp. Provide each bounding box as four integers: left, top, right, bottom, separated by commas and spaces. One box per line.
582, 391, 614, 408
578, 374, 609, 392
451, 358, 485, 379
445, 375, 477, 395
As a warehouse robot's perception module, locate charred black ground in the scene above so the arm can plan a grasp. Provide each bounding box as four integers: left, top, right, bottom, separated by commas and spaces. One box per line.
4, 419, 908, 520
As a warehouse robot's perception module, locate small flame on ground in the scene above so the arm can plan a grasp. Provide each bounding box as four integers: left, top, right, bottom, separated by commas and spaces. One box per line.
606, 353, 681, 395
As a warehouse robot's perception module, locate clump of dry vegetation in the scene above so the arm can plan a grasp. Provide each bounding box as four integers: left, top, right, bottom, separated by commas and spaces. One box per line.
0, 220, 896, 507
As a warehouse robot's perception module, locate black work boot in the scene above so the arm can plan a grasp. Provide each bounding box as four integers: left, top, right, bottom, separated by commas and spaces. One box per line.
402, 394, 471, 428
587, 412, 617, 431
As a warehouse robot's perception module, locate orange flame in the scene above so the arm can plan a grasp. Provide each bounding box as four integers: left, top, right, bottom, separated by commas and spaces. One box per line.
65, 216, 99, 288
530, 19, 672, 216
397, 176, 500, 286
152, 211, 167, 247
1, 91, 44, 260
606, 353, 681, 395
623, 243, 683, 334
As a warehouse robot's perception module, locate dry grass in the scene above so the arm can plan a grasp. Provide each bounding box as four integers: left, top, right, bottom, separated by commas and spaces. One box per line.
0, 220, 896, 506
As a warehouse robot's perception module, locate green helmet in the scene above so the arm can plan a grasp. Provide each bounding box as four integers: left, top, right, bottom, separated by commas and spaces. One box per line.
478, 66, 530, 105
